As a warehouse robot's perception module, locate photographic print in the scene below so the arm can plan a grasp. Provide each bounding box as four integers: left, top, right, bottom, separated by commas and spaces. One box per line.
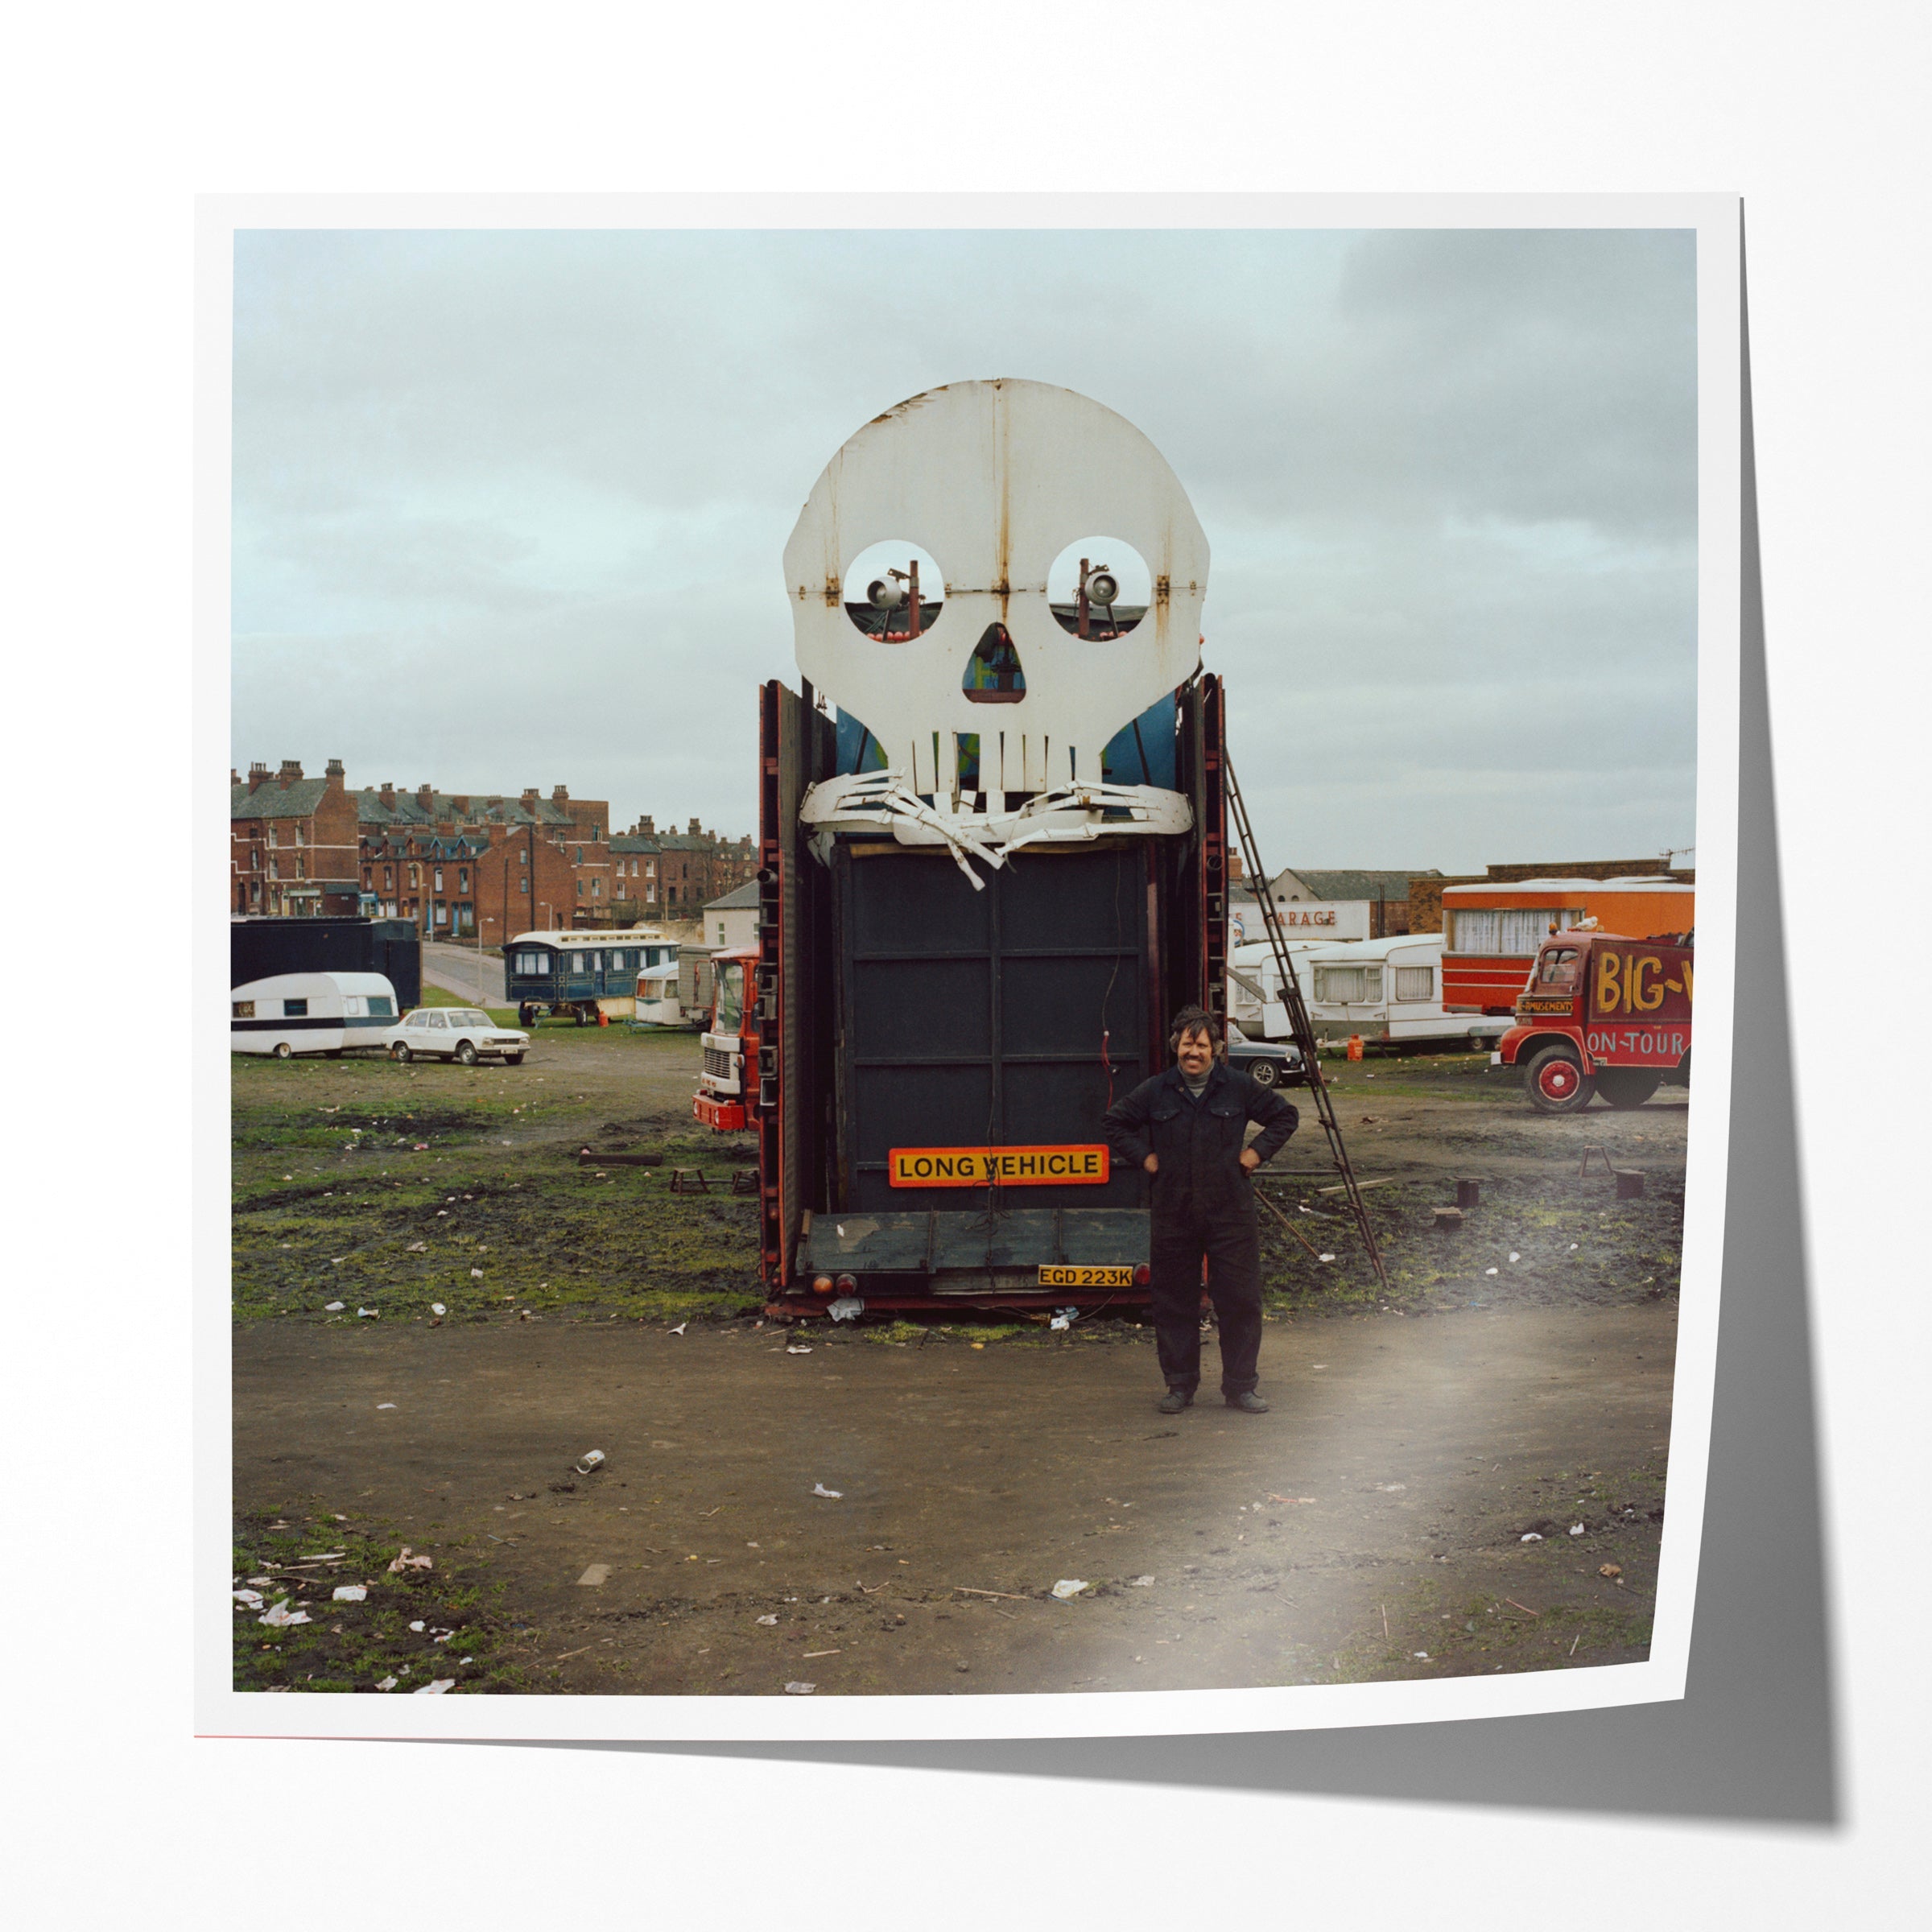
204, 198, 1739, 1739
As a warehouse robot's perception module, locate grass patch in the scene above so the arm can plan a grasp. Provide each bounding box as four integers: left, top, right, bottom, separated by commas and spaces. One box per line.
232, 1507, 531, 1695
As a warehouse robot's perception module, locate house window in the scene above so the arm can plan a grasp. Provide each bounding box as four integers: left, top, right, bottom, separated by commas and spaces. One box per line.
576, 881, 584, 898
232, 1001, 254, 1019
716, 924, 725, 945
575, 847, 583, 864
591, 824, 600, 840
384, 866, 393, 888
362, 866, 372, 886
434, 867, 444, 892
459, 867, 469, 890
267, 825, 279, 846
519, 877, 529, 894
295, 857, 305, 879
519, 848, 527, 865
409, 864, 420, 887
1393, 966, 1435, 1002
294, 825, 306, 845
592, 879, 602, 898
270, 857, 280, 880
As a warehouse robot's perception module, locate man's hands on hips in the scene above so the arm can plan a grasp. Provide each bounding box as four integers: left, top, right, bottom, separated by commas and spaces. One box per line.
1239, 1148, 1261, 1172
1143, 1154, 1158, 1173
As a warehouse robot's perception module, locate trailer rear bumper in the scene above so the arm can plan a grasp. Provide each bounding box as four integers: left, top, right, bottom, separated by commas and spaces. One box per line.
791, 1205, 1150, 1302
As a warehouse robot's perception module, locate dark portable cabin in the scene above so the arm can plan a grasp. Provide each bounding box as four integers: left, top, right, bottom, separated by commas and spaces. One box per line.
229, 916, 421, 1009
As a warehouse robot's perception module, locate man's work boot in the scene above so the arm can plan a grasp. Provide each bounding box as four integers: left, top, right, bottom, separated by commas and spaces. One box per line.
1156, 1389, 1193, 1415
1225, 1391, 1270, 1414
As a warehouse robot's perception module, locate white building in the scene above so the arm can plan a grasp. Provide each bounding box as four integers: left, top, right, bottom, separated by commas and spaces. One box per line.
701, 877, 760, 952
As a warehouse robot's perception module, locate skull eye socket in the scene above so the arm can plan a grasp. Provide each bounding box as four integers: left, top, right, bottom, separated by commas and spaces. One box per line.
843, 540, 944, 641
1049, 538, 1150, 638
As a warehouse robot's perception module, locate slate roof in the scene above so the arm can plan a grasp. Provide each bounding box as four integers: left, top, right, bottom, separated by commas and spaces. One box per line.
353, 788, 584, 829
704, 878, 762, 912
611, 833, 663, 857
231, 778, 334, 821
1274, 868, 1441, 902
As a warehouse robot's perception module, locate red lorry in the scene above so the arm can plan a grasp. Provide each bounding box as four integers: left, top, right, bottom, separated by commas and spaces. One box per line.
1492, 928, 1692, 1113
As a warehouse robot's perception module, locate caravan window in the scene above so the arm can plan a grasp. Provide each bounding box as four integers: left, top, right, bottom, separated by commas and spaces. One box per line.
514, 951, 546, 975
1393, 965, 1435, 1002
1314, 964, 1382, 1004
282, 998, 308, 1018
232, 1001, 254, 1019
1454, 908, 1583, 955
342, 996, 365, 1018
367, 995, 393, 1017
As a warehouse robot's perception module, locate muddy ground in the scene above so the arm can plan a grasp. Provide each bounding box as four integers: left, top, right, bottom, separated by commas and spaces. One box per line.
231, 1026, 1685, 1696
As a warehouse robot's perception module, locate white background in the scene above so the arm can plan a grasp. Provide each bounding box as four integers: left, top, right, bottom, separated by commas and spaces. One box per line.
9, 2, 1925, 1924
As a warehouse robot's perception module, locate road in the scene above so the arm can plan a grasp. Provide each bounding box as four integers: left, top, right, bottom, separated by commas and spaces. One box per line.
422, 940, 505, 1005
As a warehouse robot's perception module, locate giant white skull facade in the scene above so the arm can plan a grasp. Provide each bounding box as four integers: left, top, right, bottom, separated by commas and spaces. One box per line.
782, 378, 1210, 797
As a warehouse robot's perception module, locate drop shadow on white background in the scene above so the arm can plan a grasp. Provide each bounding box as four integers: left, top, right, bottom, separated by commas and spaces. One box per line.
477, 250, 1840, 1823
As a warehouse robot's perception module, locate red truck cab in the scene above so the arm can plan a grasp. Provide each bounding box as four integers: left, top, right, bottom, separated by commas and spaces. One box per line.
691, 943, 760, 1132
1494, 929, 1692, 1113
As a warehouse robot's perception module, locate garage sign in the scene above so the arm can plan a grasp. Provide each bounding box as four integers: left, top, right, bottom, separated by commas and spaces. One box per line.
888, 1145, 1111, 1187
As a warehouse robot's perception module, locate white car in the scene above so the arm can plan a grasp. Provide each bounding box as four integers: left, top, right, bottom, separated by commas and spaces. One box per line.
385, 1007, 530, 1066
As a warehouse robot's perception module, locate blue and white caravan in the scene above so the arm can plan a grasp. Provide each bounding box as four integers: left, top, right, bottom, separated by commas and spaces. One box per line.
231, 971, 398, 1059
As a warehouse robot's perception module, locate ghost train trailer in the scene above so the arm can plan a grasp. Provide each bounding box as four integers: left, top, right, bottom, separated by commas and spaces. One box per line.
693, 378, 1232, 1317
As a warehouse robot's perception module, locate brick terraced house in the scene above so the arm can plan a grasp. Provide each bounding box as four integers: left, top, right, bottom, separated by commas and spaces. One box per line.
230, 759, 361, 916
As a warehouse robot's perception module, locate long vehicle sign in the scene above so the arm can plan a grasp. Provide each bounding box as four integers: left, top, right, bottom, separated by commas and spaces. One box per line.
888, 1145, 1111, 1187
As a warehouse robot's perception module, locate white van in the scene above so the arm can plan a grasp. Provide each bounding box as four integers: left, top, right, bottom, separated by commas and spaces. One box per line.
231, 971, 398, 1059
1300, 935, 1512, 1048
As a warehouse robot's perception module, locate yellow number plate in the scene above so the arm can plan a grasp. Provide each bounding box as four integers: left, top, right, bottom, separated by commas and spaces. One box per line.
1039, 1265, 1134, 1288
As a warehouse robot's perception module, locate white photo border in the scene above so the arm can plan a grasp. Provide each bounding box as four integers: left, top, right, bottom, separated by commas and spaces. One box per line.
196, 190, 1740, 1744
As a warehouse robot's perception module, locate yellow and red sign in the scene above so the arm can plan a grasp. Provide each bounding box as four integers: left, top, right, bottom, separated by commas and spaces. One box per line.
1590, 948, 1694, 1021
888, 1144, 1110, 1187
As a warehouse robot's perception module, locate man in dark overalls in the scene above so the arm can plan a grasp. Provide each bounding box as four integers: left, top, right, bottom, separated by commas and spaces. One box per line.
1104, 1005, 1298, 1414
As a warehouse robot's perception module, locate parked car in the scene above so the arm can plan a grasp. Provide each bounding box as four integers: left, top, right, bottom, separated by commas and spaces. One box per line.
1226, 1034, 1306, 1088
385, 1007, 530, 1066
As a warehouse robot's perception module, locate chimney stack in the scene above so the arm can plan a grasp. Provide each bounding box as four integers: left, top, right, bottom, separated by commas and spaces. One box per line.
641, 815, 655, 836
688, 816, 701, 836
278, 758, 303, 787
324, 757, 345, 792
551, 785, 570, 803
416, 783, 435, 811
248, 761, 270, 793
379, 781, 396, 810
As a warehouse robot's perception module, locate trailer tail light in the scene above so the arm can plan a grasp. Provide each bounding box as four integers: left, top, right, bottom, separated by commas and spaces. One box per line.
836, 1274, 857, 1293
812, 1274, 836, 1295
1133, 1264, 1151, 1286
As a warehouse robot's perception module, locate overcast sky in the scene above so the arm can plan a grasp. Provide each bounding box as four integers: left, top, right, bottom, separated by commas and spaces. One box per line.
231, 225, 1697, 874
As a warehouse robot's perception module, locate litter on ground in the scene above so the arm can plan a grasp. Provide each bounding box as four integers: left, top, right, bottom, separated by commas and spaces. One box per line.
414, 1679, 455, 1695
757, 1614, 778, 1625
332, 1584, 367, 1602
1051, 1579, 1090, 1600
784, 1682, 815, 1695
811, 1484, 843, 1500
324, 1301, 344, 1312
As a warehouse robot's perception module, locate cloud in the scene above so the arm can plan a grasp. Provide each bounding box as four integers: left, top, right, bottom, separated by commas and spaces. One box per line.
230, 225, 1698, 865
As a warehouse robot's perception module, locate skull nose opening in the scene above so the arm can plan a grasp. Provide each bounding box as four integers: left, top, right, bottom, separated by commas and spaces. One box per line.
962, 623, 1026, 704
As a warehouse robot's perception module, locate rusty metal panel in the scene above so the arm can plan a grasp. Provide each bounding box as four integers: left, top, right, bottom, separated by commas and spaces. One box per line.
782, 379, 1209, 795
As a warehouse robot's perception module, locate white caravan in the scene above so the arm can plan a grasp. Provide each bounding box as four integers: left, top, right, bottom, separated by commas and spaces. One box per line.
1300, 935, 1511, 1047
634, 960, 684, 1026
231, 971, 398, 1059
1227, 939, 1328, 1039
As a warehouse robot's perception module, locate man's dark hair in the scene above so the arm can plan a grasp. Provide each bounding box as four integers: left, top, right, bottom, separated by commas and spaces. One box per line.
1168, 1004, 1218, 1052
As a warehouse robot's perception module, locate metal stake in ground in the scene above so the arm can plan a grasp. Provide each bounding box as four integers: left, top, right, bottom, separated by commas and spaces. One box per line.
1222, 751, 1390, 1293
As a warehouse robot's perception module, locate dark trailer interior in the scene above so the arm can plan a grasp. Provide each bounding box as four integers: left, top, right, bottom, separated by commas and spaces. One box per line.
754, 675, 1227, 1306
